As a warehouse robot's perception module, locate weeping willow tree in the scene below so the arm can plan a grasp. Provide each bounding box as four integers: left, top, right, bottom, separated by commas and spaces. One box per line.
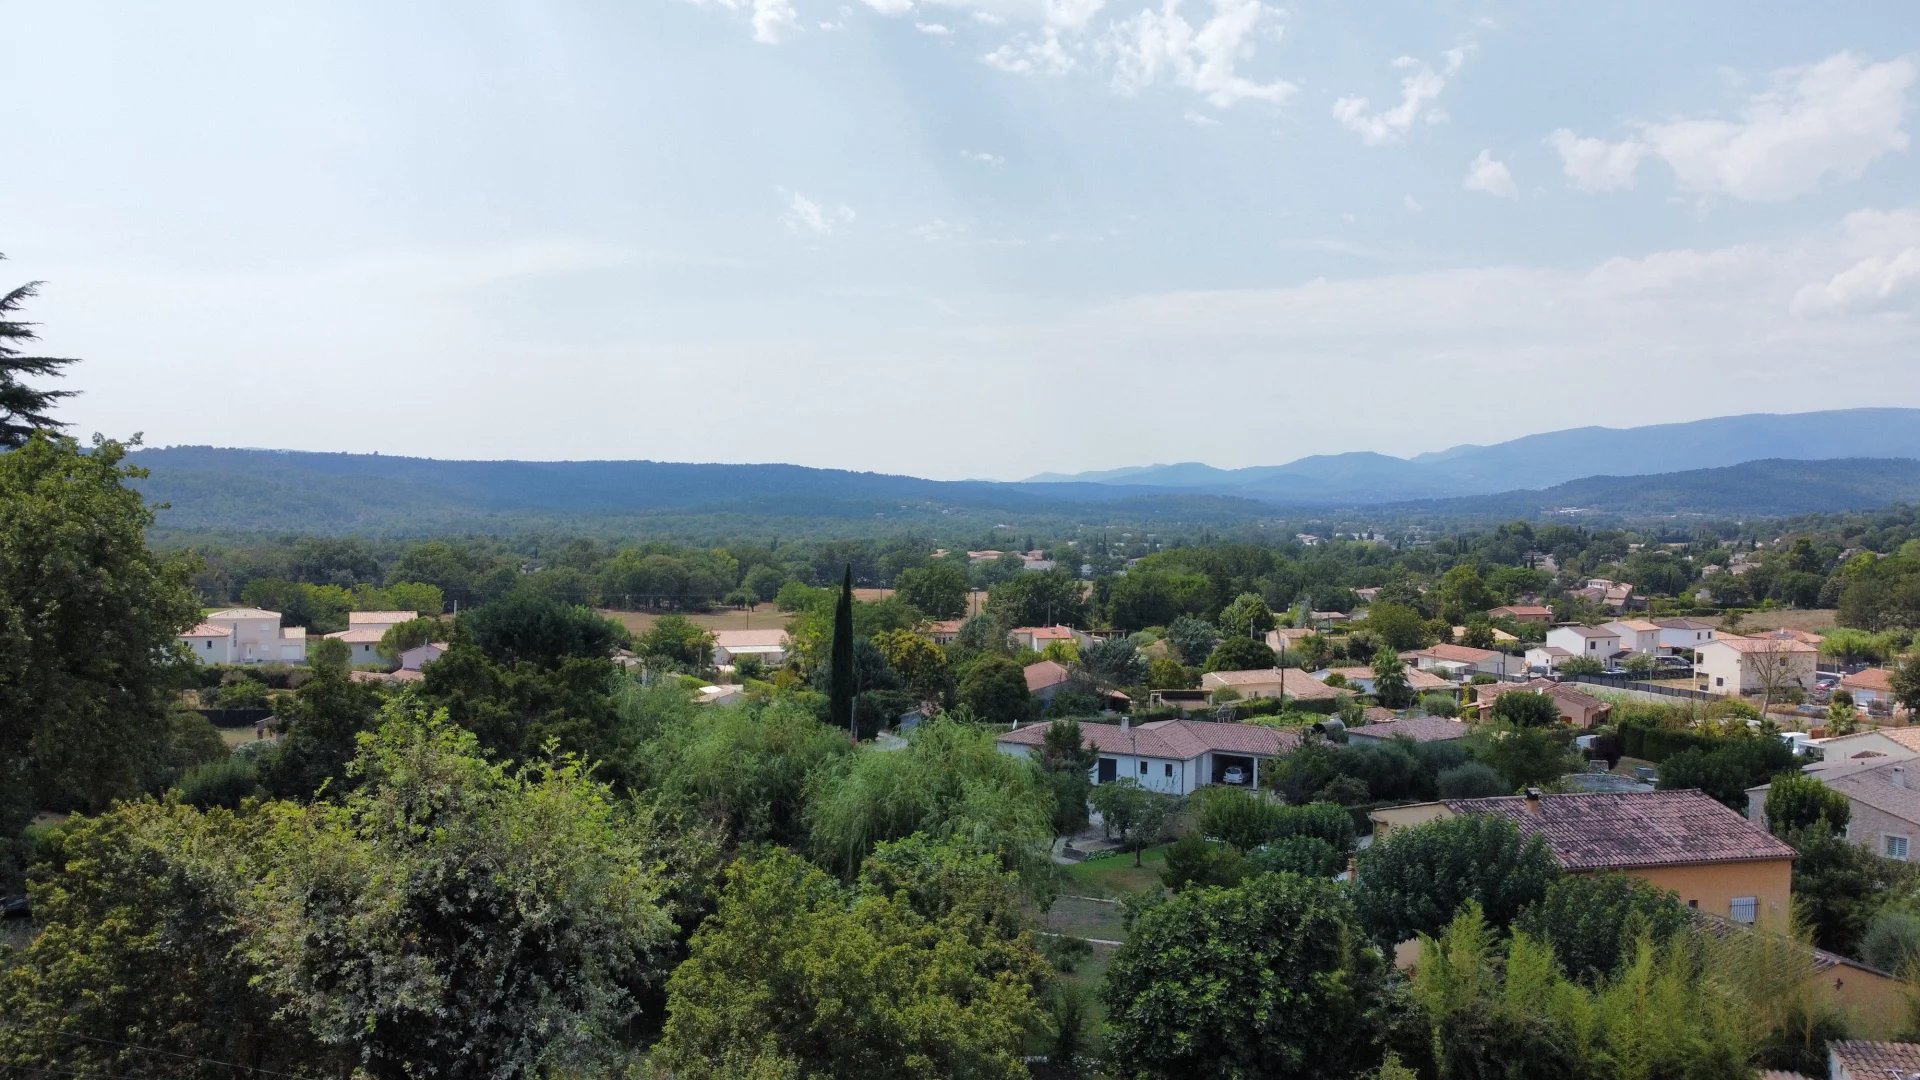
1409, 904, 1847, 1080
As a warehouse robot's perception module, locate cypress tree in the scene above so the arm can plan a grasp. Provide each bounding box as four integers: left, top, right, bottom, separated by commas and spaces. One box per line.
829, 564, 856, 738
0, 257, 81, 448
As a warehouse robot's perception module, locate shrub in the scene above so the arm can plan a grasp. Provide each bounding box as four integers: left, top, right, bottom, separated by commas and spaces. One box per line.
1435, 762, 1508, 799
171, 756, 258, 810
1420, 693, 1460, 718
1244, 835, 1343, 878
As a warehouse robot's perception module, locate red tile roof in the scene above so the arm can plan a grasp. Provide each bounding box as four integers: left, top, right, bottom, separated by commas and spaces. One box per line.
182, 622, 232, 637
1023, 659, 1074, 692
1444, 790, 1795, 871
1829, 1039, 1920, 1076
1347, 715, 1472, 743
1843, 667, 1896, 693
998, 718, 1298, 761
1404, 643, 1503, 664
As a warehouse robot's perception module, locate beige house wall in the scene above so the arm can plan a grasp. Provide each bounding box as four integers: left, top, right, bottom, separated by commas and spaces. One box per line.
1626, 859, 1794, 930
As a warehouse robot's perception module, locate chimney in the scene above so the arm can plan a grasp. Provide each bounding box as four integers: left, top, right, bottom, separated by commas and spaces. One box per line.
1120, 716, 1131, 733
1523, 787, 1544, 814
1896, 766, 1907, 790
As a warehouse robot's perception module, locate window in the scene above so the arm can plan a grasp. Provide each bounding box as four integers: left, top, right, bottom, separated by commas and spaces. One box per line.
1139, 761, 1148, 775
1730, 897, 1757, 924
1715, 677, 1724, 688
1687, 899, 1698, 909
1887, 835, 1910, 861
1164, 763, 1174, 777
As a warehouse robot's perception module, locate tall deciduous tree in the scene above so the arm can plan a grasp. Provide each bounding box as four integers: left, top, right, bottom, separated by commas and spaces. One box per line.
1353, 813, 1561, 945
829, 564, 856, 735
0, 258, 79, 447
1765, 774, 1850, 836
1103, 872, 1386, 1079
0, 435, 200, 824
895, 560, 968, 619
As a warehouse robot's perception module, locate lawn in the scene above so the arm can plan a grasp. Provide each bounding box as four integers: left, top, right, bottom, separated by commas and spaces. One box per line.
1058, 844, 1169, 899
599, 606, 792, 636
1720, 609, 1837, 633
1043, 895, 1127, 943
1026, 942, 1118, 1067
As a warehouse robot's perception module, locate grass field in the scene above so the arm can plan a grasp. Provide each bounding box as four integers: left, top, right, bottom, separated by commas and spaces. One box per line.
599, 605, 793, 636
1058, 845, 1169, 899
1717, 608, 1838, 633
1044, 895, 1128, 942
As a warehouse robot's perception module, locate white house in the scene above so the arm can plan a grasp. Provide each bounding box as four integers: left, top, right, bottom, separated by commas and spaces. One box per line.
1010, 625, 1085, 652
1694, 635, 1818, 696
712, 629, 790, 668
1545, 625, 1621, 662
1199, 667, 1346, 705
1525, 645, 1575, 674
1812, 726, 1920, 764
996, 717, 1300, 797
1653, 618, 1716, 654
180, 608, 308, 664
1605, 619, 1664, 656
399, 642, 448, 672
1842, 668, 1897, 710
325, 627, 387, 667
1401, 643, 1511, 679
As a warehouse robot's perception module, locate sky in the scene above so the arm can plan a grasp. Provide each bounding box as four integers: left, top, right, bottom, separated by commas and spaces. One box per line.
2, 2, 1919, 480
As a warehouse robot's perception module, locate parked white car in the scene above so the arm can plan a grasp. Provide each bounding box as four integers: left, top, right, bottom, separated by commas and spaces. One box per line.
1221, 766, 1247, 785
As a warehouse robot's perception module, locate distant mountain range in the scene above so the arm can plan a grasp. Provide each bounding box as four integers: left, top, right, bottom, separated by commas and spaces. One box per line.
1027, 408, 1920, 503
125, 410, 1920, 538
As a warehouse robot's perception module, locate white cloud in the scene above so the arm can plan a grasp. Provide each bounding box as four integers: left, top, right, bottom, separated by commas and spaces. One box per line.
1184, 109, 1221, 127
860, 0, 915, 13
961, 148, 1006, 165
1101, 0, 1295, 109
1549, 52, 1915, 202
751, 0, 801, 41
1462, 150, 1516, 198
1332, 45, 1471, 146
781, 190, 856, 235
917, 20, 952, 34
983, 31, 1075, 74
1793, 248, 1920, 316
1403, 195, 1423, 212
1546, 128, 1645, 192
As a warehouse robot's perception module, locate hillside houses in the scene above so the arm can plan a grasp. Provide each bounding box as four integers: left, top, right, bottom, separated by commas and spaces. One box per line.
1694, 634, 1818, 696
180, 608, 308, 665
1545, 624, 1622, 662
996, 716, 1298, 796
1401, 642, 1511, 679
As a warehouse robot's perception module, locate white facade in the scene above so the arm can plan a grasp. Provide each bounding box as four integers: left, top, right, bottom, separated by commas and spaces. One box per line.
1545, 626, 1620, 660
999, 743, 1246, 797
325, 628, 387, 666
180, 608, 308, 665
1604, 621, 1663, 656
400, 642, 448, 671
1525, 646, 1573, 673
1655, 620, 1716, 653
1695, 637, 1818, 696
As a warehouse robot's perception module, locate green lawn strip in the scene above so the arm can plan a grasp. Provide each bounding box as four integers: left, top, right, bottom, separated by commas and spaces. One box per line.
1058, 844, 1169, 899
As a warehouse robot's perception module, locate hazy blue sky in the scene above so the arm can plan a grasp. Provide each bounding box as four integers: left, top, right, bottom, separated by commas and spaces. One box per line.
3, 2, 1918, 479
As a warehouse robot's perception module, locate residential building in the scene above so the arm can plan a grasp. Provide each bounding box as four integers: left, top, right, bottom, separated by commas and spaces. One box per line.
1024, 659, 1075, 706
1524, 645, 1575, 674
325, 627, 386, 667
712, 629, 790, 668
696, 684, 746, 706
1307, 611, 1350, 629
1199, 667, 1346, 704
399, 642, 448, 672
1842, 667, 1897, 710
1313, 664, 1456, 699
1814, 726, 1920, 764
1695, 635, 1818, 696
1401, 642, 1511, 679
1345, 715, 1471, 746
1749, 759, 1920, 863
925, 619, 966, 646
1489, 604, 1553, 624
1265, 626, 1318, 655
1653, 617, 1716, 653
996, 717, 1300, 796
1452, 624, 1518, 644
1371, 790, 1798, 929
347, 610, 417, 637
1545, 624, 1622, 662
1604, 619, 1664, 656
1472, 678, 1613, 728
1010, 625, 1083, 652
180, 607, 308, 664
1575, 578, 1636, 612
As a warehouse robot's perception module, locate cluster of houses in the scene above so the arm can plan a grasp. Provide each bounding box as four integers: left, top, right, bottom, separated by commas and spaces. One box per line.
178, 608, 440, 675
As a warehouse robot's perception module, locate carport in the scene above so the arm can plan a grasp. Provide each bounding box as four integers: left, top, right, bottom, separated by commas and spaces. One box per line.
1209, 752, 1258, 788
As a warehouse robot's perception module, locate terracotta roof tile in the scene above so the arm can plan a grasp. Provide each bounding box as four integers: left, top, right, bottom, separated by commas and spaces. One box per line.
1844, 667, 1897, 693
348, 611, 418, 625
1404, 643, 1503, 664
182, 622, 232, 637
206, 607, 279, 620
1201, 668, 1344, 701
712, 629, 789, 649
1829, 1039, 1920, 1076
1443, 790, 1795, 871
1347, 715, 1472, 743
1023, 660, 1074, 692
998, 718, 1298, 761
